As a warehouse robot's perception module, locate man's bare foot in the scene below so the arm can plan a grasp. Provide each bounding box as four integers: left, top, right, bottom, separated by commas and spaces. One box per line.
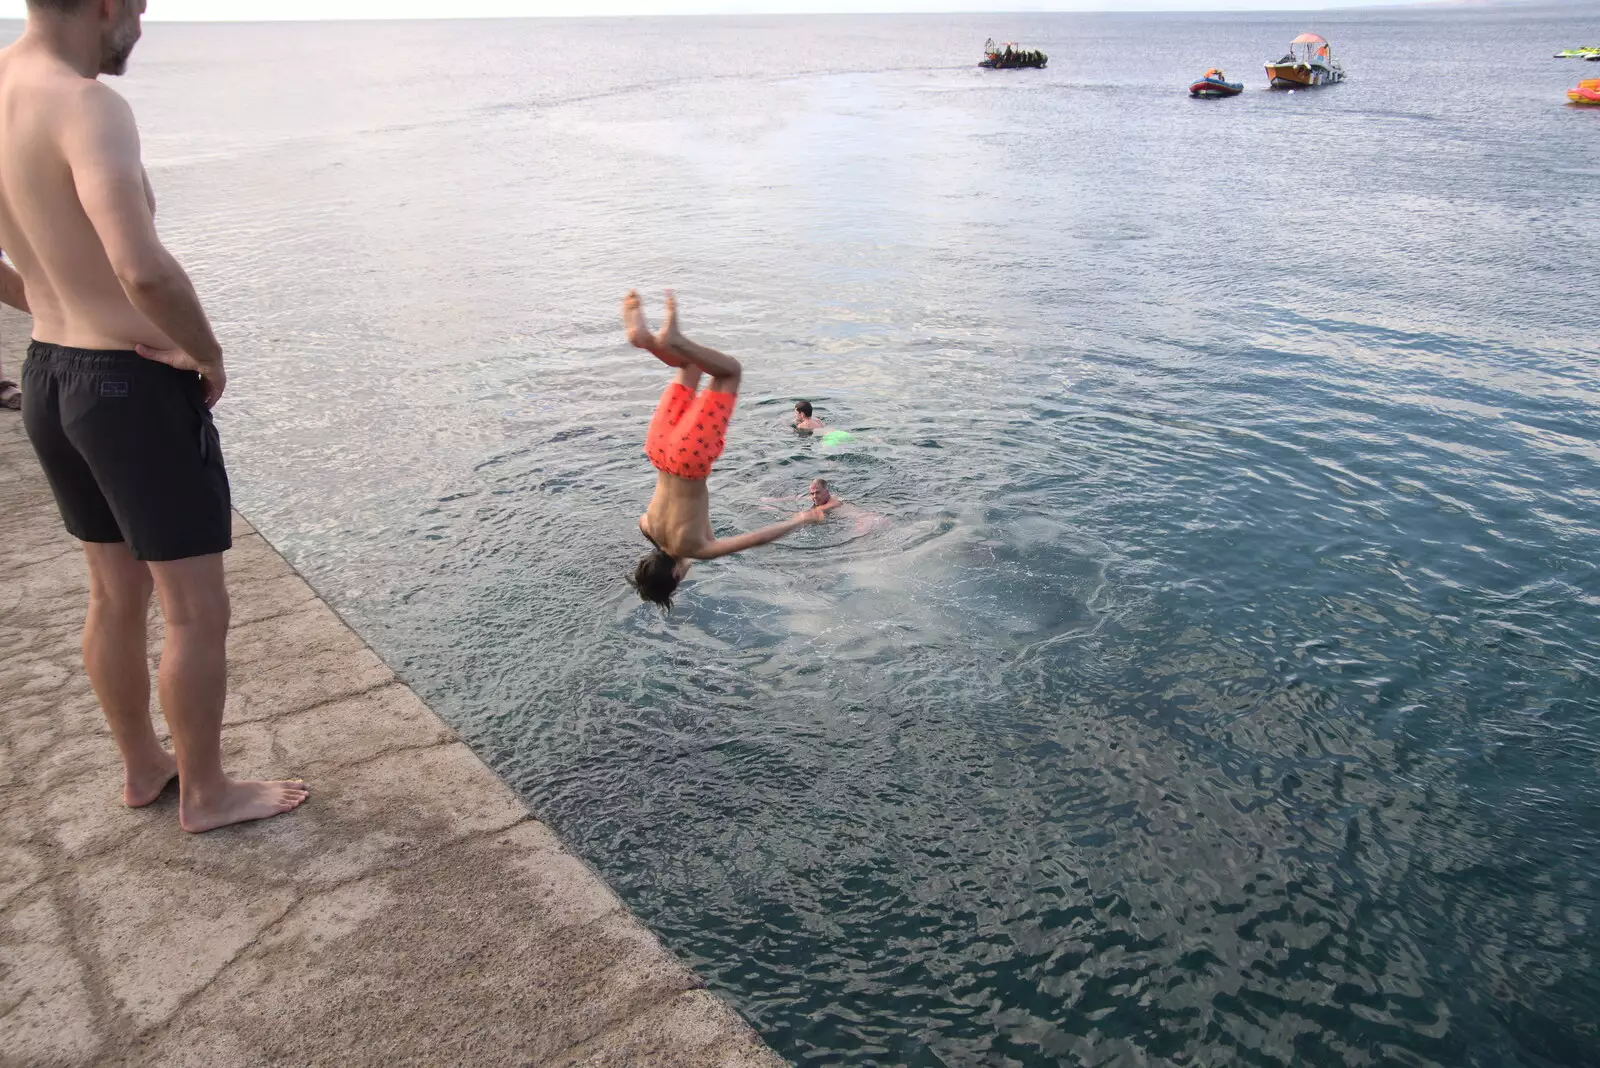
124, 752, 179, 808
623, 290, 688, 366
179, 779, 310, 834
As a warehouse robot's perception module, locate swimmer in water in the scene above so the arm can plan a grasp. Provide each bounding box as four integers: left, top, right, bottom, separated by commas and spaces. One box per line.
771, 479, 888, 536
794, 400, 825, 433
624, 290, 829, 609
807, 478, 845, 513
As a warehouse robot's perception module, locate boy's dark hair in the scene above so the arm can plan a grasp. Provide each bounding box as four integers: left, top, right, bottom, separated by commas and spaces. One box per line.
27, 0, 95, 13
630, 548, 681, 610
795, 400, 813, 417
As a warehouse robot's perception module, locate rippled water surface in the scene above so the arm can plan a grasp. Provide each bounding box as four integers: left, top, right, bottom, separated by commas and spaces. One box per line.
39, 7, 1600, 1064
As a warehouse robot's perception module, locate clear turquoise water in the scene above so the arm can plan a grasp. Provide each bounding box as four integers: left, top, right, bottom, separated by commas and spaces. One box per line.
51, 7, 1600, 1064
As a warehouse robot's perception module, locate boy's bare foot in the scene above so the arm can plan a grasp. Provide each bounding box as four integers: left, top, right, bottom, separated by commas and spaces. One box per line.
124, 752, 179, 808
622, 290, 657, 351
655, 288, 687, 354
179, 778, 310, 834
623, 290, 688, 367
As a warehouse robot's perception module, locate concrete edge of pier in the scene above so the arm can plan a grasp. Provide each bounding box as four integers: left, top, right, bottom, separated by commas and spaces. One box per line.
0, 383, 787, 1067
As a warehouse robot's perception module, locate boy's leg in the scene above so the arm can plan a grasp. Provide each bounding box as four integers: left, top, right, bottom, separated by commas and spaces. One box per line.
656, 291, 742, 395
622, 291, 690, 369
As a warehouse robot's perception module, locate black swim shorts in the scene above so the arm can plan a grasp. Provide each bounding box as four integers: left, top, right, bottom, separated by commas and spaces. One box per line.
22, 342, 232, 562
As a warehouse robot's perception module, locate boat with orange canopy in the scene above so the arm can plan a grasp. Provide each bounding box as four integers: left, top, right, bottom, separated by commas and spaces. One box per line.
1570, 79, 1600, 106
1266, 33, 1345, 89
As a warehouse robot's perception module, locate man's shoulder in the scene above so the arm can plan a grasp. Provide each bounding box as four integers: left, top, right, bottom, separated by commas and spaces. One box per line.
57, 77, 133, 118
8, 62, 129, 122
41, 78, 138, 159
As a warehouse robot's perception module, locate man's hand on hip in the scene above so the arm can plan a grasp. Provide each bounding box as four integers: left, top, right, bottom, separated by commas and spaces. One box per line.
136, 343, 226, 408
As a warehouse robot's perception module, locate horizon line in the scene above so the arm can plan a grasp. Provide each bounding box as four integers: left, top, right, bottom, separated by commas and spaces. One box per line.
0, 0, 1536, 23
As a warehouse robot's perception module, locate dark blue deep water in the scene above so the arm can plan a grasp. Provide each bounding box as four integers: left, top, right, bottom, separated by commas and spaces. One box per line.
45, 5, 1600, 1064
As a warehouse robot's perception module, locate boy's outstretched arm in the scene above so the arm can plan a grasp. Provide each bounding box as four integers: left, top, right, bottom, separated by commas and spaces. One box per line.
698, 509, 827, 560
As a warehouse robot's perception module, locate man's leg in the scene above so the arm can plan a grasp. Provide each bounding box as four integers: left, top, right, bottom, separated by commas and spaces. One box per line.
148, 554, 308, 833
81, 542, 174, 806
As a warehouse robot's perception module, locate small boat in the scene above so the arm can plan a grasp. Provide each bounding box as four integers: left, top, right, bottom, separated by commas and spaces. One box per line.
1570, 79, 1600, 106
1554, 47, 1600, 59
1190, 68, 1244, 98
980, 38, 1047, 70
1266, 33, 1345, 88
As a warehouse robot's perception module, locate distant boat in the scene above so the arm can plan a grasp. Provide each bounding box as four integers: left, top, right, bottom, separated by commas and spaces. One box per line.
1570, 79, 1600, 106
1266, 33, 1345, 89
980, 38, 1047, 70
1190, 68, 1244, 98
1553, 47, 1600, 59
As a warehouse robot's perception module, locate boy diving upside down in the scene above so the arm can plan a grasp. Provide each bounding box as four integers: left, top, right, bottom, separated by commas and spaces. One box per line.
624, 290, 827, 609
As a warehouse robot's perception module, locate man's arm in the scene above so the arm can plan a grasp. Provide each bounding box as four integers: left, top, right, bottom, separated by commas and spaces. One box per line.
697, 509, 826, 560
0, 261, 28, 314
64, 85, 225, 403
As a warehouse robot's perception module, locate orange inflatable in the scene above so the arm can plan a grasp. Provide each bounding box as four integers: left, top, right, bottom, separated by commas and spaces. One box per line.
1570, 79, 1600, 105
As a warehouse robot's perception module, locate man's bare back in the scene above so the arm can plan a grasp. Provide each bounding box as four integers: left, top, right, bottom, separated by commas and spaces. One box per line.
0, 38, 173, 353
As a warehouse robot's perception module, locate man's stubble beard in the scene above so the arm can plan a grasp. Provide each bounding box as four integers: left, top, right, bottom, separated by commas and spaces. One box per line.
100, 15, 141, 76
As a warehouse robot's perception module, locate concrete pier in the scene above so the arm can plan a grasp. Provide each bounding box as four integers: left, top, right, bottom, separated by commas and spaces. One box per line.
0, 388, 785, 1066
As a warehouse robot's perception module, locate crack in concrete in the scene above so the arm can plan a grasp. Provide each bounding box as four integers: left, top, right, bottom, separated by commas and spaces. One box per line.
304, 734, 459, 775
43, 870, 117, 1061
247, 677, 404, 727
0, 543, 80, 577
0, 988, 31, 1021
0, 875, 50, 915
147, 814, 546, 1041
141, 891, 301, 1038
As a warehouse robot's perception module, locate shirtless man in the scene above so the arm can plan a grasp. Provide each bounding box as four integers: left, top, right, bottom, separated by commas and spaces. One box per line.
770, 480, 888, 537
806, 478, 845, 513
1, 0, 307, 831
623, 290, 827, 609
793, 400, 824, 433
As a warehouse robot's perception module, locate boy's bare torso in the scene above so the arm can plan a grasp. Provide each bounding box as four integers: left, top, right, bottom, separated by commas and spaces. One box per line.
0, 44, 171, 351
641, 473, 716, 559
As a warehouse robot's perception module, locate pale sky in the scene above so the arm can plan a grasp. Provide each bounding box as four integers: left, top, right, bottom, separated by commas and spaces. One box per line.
0, 0, 1461, 20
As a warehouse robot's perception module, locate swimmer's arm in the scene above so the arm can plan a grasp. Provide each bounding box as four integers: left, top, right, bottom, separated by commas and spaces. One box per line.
697, 509, 826, 560
0, 262, 28, 314
63, 86, 221, 369
819, 498, 845, 514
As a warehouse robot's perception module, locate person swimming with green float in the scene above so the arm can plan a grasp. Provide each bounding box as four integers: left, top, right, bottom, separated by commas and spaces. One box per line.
624, 290, 830, 610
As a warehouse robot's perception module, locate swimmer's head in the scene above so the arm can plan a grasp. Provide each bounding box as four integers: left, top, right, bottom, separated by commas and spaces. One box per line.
795, 400, 813, 419
809, 479, 832, 507
630, 548, 687, 610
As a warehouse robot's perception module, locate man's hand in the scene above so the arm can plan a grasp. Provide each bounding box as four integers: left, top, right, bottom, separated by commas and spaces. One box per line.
796, 507, 829, 525
135, 343, 226, 408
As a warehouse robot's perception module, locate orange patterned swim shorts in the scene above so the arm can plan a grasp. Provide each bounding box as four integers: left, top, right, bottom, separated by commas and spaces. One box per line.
645, 383, 736, 481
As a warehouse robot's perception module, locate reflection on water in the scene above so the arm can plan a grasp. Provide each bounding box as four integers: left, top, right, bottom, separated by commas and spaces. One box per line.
70, 5, 1600, 1065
